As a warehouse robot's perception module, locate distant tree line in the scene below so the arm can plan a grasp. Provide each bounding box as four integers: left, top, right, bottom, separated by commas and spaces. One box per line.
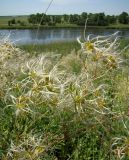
27, 12, 129, 26
8, 18, 26, 26
8, 12, 129, 27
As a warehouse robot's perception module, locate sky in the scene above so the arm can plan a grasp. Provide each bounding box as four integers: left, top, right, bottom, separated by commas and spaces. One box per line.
0, 0, 129, 16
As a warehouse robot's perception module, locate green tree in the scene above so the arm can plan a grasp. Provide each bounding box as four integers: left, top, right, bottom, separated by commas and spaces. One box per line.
118, 12, 129, 24
11, 18, 16, 24
78, 12, 88, 25
28, 14, 37, 24
54, 15, 61, 23
97, 13, 108, 26
17, 20, 21, 24
69, 14, 79, 24
20, 21, 26, 26
63, 14, 69, 23
106, 15, 117, 24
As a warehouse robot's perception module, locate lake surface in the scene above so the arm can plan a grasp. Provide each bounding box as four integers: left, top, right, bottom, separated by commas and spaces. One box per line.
0, 28, 129, 45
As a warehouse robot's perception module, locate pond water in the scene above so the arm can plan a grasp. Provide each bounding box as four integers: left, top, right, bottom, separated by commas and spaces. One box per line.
0, 28, 129, 45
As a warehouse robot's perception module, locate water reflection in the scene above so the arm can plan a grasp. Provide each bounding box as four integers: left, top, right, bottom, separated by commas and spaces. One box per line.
0, 28, 129, 45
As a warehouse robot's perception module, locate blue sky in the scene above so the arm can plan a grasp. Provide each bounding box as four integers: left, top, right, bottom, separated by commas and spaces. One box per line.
0, 0, 129, 16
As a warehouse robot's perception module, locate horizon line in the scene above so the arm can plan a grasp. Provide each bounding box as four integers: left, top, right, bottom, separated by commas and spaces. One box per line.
0, 11, 127, 17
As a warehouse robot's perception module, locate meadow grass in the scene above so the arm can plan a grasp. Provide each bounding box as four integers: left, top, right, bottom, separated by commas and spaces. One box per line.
19, 41, 80, 56
19, 39, 129, 56
0, 16, 29, 26
108, 24, 129, 29
0, 34, 129, 160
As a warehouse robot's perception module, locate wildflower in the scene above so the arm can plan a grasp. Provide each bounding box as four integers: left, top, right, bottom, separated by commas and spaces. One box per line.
16, 103, 26, 109
103, 55, 118, 69
85, 41, 94, 52
32, 84, 42, 92
75, 95, 85, 104
15, 95, 30, 109
77, 37, 95, 52
28, 71, 37, 78
92, 51, 103, 61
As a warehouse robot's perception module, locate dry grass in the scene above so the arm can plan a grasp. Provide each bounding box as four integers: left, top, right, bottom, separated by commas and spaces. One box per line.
0, 32, 129, 159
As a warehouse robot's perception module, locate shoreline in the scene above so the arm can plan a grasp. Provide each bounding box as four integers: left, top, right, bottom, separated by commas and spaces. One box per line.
0, 25, 129, 30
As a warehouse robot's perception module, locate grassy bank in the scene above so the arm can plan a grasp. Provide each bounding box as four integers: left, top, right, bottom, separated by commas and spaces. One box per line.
1, 24, 129, 29
0, 34, 129, 159
19, 38, 129, 56
0, 16, 28, 27
19, 41, 80, 56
